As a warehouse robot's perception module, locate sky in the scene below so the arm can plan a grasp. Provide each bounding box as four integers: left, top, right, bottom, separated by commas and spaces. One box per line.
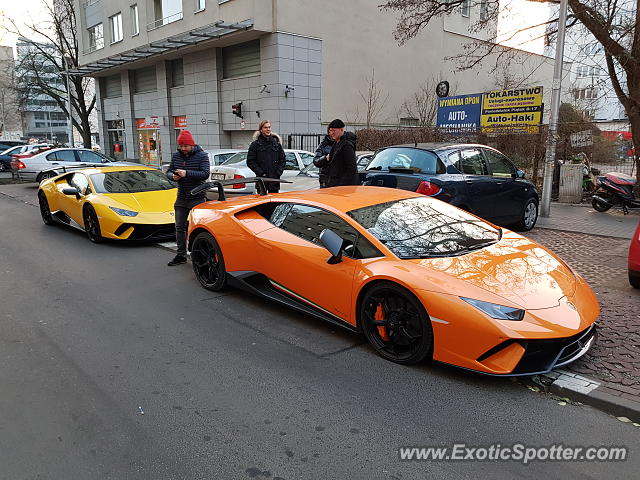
0, 0, 53, 54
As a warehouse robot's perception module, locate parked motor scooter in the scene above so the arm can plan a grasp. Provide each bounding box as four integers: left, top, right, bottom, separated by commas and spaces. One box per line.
591, 172, 640, 214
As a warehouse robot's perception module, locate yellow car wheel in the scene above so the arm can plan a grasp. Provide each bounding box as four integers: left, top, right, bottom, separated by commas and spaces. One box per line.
83, 205, 103, 243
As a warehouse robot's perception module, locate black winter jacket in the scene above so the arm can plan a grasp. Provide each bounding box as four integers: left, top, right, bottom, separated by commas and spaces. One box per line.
247, 132, 286, 192
166, 145, 210, 201
313, 135, 335, 187
319, 131, 357, 187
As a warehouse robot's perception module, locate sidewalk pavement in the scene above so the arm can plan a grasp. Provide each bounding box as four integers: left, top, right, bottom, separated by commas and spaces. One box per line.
1, 181, 639, 420
528, 202, 639, 421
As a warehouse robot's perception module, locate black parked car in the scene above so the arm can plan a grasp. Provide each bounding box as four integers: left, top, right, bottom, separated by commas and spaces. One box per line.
363, 143, 539, 231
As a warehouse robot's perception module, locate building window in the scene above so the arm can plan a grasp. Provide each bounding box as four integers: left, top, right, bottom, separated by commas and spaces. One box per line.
222, 40, 261, 79
573, 87, 598, 100
461, 0, 470, 17
87, 23, 104, 53
480, 0, 489, 20
110, 13, 123, 43
195, 0, 205, 12
580, 43, 602, 56
170, 59, 184, 87
103, 74, 122, 98
577, 65, 600, 77
131, 4, 139, 36
149, 0, 183, 30
34, 112, 46, 120
133, 66, 157, 93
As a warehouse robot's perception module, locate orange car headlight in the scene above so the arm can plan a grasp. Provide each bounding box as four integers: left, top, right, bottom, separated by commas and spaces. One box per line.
461, 297, 525, 321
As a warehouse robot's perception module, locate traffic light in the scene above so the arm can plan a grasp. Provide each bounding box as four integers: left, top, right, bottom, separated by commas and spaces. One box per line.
232, 102, 243, 119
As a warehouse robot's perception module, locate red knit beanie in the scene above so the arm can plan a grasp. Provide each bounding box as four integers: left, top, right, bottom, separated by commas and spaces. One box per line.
177, 129, 196, 146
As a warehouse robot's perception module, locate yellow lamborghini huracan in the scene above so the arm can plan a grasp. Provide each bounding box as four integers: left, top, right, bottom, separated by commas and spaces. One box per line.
37, 166, 177, 242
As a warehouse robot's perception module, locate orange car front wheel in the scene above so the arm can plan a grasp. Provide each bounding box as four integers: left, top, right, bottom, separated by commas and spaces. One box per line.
360, 282, 433, 365
191, 231, 227, 291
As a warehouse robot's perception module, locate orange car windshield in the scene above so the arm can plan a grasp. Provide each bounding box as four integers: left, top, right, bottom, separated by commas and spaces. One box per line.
348, 197, 501, 259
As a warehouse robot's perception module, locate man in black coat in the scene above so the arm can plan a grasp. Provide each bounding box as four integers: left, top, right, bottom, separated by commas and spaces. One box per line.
313, 127, 335, 188
166, 129, 210, 266
315, 119, 358, 187
247, 120, 286, 193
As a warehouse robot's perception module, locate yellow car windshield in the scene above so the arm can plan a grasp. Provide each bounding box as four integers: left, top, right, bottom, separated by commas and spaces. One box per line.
91, 170, 176, 193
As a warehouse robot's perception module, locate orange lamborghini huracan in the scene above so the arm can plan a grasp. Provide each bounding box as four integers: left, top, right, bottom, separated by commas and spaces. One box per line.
187, 183, 599, 375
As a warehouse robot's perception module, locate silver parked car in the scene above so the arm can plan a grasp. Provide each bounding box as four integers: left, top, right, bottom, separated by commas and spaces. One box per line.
14, 148, 139, 182
209, 149, 316, 194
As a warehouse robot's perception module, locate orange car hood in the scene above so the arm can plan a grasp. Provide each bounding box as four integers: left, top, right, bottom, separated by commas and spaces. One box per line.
408, 233, 576, 309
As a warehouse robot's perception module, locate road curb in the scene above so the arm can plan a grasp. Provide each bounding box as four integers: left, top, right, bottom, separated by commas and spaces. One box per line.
533, 370, 640, 422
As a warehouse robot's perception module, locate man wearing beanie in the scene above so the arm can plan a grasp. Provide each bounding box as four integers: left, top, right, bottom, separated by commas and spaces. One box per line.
314, 119, 358, 187
166, 129, 210, 266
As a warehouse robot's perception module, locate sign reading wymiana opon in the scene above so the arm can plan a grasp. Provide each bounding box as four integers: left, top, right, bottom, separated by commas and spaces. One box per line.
436, 93, 482, 131
481, 86, 543, 133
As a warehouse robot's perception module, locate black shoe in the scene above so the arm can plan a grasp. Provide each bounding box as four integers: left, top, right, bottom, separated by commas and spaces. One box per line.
168, 255, 187, 266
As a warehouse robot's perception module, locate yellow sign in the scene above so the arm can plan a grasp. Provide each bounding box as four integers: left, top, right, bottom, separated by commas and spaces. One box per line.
481, 86, 543, 133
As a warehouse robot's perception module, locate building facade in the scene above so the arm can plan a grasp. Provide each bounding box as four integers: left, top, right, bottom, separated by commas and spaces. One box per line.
0, 45, 23, 140
16, 40, 72, 145
564, 23, 630, 132
73, 0, 555, 166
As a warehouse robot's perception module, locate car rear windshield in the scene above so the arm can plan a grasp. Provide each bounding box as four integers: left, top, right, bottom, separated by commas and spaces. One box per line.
91, 170, 176, 193
221, 152, 248, 165
347, 197, 501, 259
366, 147, 445, 174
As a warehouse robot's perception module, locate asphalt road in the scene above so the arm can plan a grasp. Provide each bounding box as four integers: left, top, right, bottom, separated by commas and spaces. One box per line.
0, 190, 638, 480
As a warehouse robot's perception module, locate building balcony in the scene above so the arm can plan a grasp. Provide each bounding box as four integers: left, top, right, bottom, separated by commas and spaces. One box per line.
146, 12, 184, 32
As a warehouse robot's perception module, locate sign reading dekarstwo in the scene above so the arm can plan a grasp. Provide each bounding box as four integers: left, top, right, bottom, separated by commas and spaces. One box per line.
481, 86, 543, 134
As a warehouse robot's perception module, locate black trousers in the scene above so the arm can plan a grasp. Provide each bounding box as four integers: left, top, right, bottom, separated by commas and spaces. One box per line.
174, 197, 205, 256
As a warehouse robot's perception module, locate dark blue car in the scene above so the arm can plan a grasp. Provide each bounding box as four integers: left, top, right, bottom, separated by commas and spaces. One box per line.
363, 143, 539, 231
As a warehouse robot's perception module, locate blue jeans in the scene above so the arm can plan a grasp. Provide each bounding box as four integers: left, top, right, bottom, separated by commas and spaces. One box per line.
174, 197, 205, 256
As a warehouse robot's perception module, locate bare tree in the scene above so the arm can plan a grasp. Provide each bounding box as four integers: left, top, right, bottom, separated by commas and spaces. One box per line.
359, 68, 389, 128
5, 0, 95, 147
379, 0, 640, 190
401, 79, 439, 126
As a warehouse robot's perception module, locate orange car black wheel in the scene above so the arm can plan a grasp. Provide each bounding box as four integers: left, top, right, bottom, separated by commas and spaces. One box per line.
360, 282, 433, 365
191, 231, 226, 291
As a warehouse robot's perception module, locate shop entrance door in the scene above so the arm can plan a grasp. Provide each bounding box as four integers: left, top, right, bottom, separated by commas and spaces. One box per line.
138, 129, 161, 168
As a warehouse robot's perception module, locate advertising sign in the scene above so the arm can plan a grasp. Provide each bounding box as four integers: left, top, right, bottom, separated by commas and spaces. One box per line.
174, 116, 187, 128
436, 94, 482, 131
137, 117, 161, 129
480, 86, 543, 133
570, 130, 593, 147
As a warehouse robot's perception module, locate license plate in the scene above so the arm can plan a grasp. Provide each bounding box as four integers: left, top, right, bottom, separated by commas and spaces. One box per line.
210, 173, 225, 180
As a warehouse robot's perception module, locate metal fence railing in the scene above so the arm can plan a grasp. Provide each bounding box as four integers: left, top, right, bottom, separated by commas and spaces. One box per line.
285, 133, 323, 153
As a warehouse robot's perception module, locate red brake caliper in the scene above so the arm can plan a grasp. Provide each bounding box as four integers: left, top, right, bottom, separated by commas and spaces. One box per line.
375, 303, 390, 341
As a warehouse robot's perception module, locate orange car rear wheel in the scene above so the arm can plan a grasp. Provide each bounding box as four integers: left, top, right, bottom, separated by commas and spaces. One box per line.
191, 231, 227, 291
360, 282, 433, 365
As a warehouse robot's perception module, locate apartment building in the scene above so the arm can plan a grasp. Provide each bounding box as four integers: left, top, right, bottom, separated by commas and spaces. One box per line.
16, 40, 72, 144
564, 23, 630, 132
0, 46, 22, 140
73, 0, 555, 166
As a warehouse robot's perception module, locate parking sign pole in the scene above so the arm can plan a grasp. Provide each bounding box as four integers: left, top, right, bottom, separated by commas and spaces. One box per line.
540, 0, 569, 217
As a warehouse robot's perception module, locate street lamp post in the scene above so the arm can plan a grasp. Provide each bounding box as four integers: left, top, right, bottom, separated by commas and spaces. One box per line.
64, 57, 74, 147
540, 0, 569, 217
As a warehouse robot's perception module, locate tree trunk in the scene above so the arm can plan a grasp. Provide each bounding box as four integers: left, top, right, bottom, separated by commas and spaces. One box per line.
630, 114, 640, 197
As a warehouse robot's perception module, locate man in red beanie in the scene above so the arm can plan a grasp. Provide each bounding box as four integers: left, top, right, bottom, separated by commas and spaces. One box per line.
166, 129, 210, 266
